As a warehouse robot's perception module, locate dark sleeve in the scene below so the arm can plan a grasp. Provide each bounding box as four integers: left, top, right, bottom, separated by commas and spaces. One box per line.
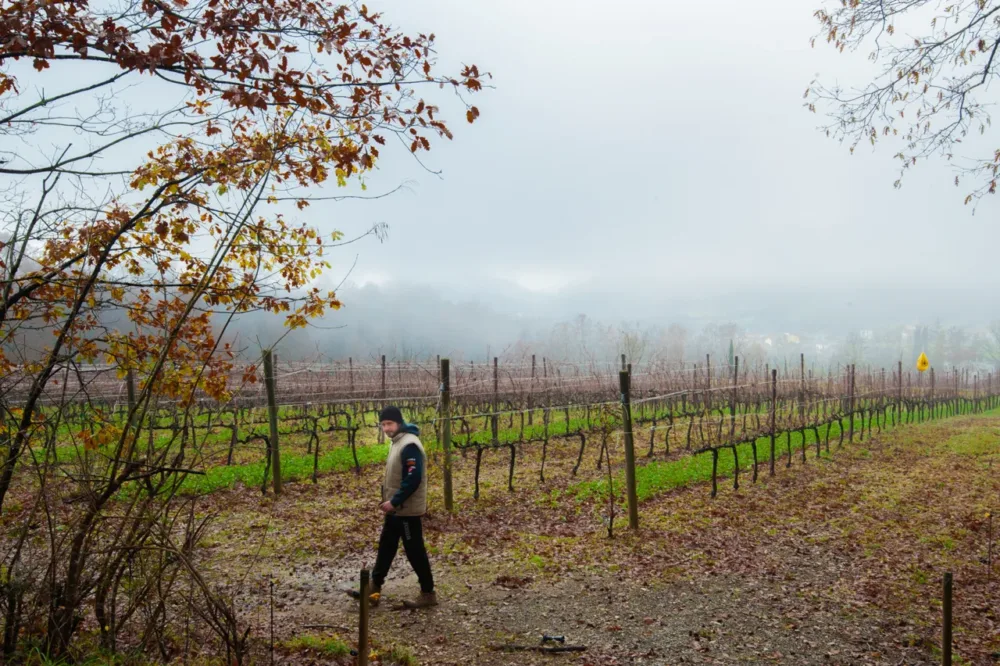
391, 443, 424, 507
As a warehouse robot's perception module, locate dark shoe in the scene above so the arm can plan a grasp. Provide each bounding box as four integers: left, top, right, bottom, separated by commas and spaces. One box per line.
347, 583, 382, 606
399, 592, 437, 610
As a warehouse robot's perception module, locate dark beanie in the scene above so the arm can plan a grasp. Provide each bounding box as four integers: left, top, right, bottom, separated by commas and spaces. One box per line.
378, 405, 404, 425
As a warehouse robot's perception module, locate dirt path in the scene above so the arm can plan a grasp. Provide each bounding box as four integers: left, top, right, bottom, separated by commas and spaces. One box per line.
197, 415, 1000, 665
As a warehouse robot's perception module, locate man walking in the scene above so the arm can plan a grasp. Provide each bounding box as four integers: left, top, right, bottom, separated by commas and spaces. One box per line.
354, 405, 437, 609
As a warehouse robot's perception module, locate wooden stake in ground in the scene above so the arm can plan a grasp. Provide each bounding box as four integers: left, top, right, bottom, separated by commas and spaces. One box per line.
358, 569, 370, 666
492, 357, 499, 442
987, 511, 994, 583
126, 367, 136, 426
770, 369, 777, 477
263, 349, 281, 495
619, 370, 639, 530
529, 354, 535, 426
269, 578, 275, 666
898, 360, 903, 427
942, 572, 952, 666
848, 364, 856, 444
731, 356, 739, 491
440, 358, 454, 512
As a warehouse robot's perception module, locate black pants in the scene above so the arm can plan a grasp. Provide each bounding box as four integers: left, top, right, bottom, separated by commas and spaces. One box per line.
372, 514, 434, 593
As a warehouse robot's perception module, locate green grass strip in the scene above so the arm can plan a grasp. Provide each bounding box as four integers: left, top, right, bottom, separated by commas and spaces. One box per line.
560, 404, 1000, 505
88, 399, 997, 497
177, 440, 390, 494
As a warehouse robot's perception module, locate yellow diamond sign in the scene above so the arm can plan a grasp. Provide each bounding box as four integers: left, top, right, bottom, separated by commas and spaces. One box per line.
916, 352, 929, 373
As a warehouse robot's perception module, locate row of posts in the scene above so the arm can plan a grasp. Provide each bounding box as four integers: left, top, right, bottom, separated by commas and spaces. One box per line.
217, 352, 960, 665
209, 351, 988, 502
230, 351, 964, 665
434, 357, 640, 527
437, 355, 991, 525
434, 357, 959, 666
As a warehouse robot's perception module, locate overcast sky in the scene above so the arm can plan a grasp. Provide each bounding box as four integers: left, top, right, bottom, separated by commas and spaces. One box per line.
18, 0, 1000, 356
286, 0, 999, 323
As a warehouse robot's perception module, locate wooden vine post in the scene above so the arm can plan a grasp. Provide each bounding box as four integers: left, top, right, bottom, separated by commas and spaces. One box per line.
358, 569, 370, 666
930, 367, 935, 418
898, 360, 903, 426
528, 354, 535, 425
942, 572, 952, 666
380, 354, 386, 400
262, 349, 282, 495
799, 353, 805, 423
769, 369, 777, 476
376, 354, 386, 444
848, 363, 856, 443
730, 356, 739, 489
492, 357, 499, 442
440, 358, 454, 512
619, 370, 639, 530
705, 354, 711, 411
126, 368, 136, 413
125, 367, 137, 434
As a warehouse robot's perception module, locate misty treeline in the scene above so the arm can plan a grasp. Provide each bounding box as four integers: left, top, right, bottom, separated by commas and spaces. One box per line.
521, 319, 1000, 371
235, 292, 1000, 371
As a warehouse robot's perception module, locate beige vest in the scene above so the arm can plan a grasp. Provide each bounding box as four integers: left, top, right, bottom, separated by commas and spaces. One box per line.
382, 432, 427, 517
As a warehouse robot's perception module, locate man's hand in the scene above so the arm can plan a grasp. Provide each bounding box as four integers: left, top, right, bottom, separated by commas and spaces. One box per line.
379, 501, 396, 514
